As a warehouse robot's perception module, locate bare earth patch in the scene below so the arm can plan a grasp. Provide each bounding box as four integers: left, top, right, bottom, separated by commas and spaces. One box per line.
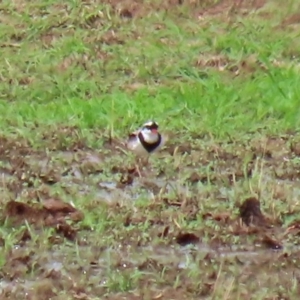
1, 128, 300, 298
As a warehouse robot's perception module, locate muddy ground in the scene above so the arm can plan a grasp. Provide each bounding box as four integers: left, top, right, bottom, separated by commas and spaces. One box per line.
2, 0, 300, 299
1, 128, 300, 299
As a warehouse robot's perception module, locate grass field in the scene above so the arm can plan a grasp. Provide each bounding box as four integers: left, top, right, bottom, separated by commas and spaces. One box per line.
1, 0, 300, 299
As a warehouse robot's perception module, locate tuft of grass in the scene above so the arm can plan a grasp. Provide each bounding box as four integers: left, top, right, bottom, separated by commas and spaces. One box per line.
0, 0, 300, 142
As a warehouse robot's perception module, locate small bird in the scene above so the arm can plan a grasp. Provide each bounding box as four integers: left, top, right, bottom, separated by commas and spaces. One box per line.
126, 121, 165, 176
127, 121, 164, 156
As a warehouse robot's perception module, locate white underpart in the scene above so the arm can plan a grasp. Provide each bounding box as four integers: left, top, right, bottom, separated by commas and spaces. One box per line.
127, 136, 150, 156
141, 128, 159, 143
127, 128, 165, 156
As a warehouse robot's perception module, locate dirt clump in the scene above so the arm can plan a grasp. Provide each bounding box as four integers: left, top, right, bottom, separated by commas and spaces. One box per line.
239, 197, 267, 227
176, 232, 199, 246
5, 198, 83, 240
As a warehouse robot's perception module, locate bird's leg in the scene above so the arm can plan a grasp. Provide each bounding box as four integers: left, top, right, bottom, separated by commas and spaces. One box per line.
134, 157, 143, 178
135, 155, 150, 177
144, 155, 150, 166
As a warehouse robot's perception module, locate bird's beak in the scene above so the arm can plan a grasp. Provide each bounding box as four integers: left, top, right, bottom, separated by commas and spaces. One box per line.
151, 129, 158, 134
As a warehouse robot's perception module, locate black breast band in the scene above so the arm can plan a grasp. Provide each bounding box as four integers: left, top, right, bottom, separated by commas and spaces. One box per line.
138, 132, 162, 153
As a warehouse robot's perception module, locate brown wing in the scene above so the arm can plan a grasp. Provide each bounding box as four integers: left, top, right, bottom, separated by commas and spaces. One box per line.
128, 129, 139, 138
127, 130, 139, 144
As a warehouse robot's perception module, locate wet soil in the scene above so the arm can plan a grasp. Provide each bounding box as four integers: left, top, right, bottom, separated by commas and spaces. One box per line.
2, 0, 300, 299
1, 127, 300, 298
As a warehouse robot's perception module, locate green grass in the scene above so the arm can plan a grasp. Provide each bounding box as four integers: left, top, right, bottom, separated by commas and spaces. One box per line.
2, 0, 300, 299
0, 0, 300, 141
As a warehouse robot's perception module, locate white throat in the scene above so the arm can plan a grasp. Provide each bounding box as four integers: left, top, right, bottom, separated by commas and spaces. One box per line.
140, 130, 159, 144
